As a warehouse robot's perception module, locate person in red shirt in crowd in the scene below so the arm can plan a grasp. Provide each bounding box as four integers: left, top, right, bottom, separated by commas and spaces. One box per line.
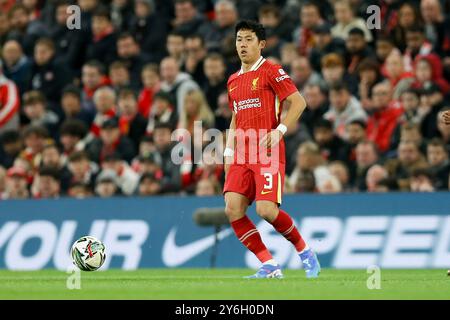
411, 53, 450, 95
0, 60, 20, 134
1, 166, 30, 200
117, 88, 148, 150
138, 64, 161, 118
366, 81, 404, 153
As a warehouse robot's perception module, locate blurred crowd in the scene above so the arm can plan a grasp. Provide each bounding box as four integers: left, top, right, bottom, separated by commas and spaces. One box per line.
0, 0, 450, 199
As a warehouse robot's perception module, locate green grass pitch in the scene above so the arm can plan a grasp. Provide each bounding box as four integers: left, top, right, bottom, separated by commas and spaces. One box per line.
0, 269, 448, 299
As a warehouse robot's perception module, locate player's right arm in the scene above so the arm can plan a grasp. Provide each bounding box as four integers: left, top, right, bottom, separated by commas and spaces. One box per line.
224, 112, 236, 177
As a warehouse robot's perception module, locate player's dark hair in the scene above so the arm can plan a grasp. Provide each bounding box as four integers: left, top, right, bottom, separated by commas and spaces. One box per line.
235, 20, 266, 41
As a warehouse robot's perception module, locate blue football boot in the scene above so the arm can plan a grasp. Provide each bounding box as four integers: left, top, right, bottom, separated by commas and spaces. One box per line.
299, 249, 321, 278
245, 264, 284, 279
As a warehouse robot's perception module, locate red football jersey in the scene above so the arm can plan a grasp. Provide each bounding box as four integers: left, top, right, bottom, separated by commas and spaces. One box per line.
227, 56, 298, 164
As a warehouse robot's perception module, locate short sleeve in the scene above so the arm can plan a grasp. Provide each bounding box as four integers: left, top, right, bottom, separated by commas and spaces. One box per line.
267, 66, 298, 102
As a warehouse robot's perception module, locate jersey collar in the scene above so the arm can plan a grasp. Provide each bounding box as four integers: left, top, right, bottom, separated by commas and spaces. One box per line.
238, 56, 266, 75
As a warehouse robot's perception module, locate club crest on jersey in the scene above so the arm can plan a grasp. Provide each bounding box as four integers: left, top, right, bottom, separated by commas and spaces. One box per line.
251, 77, 259, 91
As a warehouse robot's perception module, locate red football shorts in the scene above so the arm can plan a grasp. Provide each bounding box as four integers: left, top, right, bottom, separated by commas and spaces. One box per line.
223, 162, 285, 205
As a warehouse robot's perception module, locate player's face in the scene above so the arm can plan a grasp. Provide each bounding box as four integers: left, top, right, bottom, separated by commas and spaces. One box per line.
236, 30, 265, 65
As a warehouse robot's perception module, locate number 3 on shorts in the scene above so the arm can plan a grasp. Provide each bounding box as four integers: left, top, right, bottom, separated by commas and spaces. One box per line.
263, 173, 273, 189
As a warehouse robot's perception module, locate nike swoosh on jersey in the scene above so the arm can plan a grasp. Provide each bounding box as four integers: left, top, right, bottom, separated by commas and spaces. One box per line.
162, 227, 233, 267
261, 190, 273, 195
229, 86, 238, 92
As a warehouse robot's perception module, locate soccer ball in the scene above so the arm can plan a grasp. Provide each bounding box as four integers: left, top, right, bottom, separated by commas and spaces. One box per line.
71, 236, 106, 271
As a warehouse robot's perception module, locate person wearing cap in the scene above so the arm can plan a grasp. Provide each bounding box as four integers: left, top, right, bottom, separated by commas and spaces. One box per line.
101, 152, 139, 196
86, 116, 136, 164
309, 23, 345, 72
1, 166, 30, 200
0, 57, 20, 134
95, 168, 121, 198
146, 91, 178, 136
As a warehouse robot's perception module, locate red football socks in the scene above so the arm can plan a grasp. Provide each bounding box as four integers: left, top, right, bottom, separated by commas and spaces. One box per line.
271, 209, 306, 252
231, 216, 273, 263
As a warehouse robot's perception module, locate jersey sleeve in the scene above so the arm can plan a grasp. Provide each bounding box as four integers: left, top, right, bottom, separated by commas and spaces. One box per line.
267, 65, 298, 102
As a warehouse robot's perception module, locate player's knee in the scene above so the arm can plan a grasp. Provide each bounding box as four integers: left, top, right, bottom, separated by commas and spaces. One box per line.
224, 203, 244, 221
256, 203, 278, 221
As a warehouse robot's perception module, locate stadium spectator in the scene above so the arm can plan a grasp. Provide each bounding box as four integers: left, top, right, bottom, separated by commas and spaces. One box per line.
204, 0, 238, 52
419, 83, 446, 139
59, 120, 89, 162
85, 6, 118, 67
138, 64, 161, 118
427, 138, 450, 189
40, 143, 71, 193
138, 172, 162, 196
94, 169, 121, 197
178, 89, 214, 136
19, 125, 50, 171
324, 82, 367, 139
344, 27, 375, 77
1, 39, 32, 95
301, 83, 329, 135
7, 3, 49, 56
292, 1, 323, 56
404, 26, 432, 72
116, 32, 152, 89
172, 0, 211, 38
365, 164, 389, 192
384, 140, 428, 190
345, 119, 367, 158
375, 35, 396, 66
133, 152, 163, 177
309, 23, 346, 72
28, 38, 72, 108
60, 85, 94, 127
145, 91, 178, 136
101, 153, 140, 195
109, 61, 131, 92
1, 166, 29, 199
328, 160, 351, 191
356, 58, 382, 108
0, 12, 10, 47
151, 122, 181, 193
214, 91, 233, 132
0, 60, 20, 134
320, 53, 356, 94
67, 182, 94, 199
128, 0, 168, 63
409, 167, 435, 192
393, 2, 421, 52
420, 0, 447, 52
437, 109, 450, 151
22, 90, 59, 138
67, 151, 99, 191
289, 169, 316, 193
90, 86, 117, 138
195, 177, 221, 196
0, 130, 23, 168
313, 119, 351, 163
32, 166, 61, 198
331, 0, 372, 42
353, 140, 379, 191
203, 53, 227, 113
81, 60, 110, 114
166, 32, 186, 67
289, 56, 321, 91
159, 56, 199, 114
384, 50, 414, 99
86, 117, 136, 164
366, 81, 404, 153
183, 34, 208, 87
284, 112, 311, 176
50, 0, 86, 70
117, 88, 147, 150
412, 54, 450, 95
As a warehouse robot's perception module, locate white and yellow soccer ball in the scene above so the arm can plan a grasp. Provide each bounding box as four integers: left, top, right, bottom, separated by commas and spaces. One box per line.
71, 236, 106, 271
